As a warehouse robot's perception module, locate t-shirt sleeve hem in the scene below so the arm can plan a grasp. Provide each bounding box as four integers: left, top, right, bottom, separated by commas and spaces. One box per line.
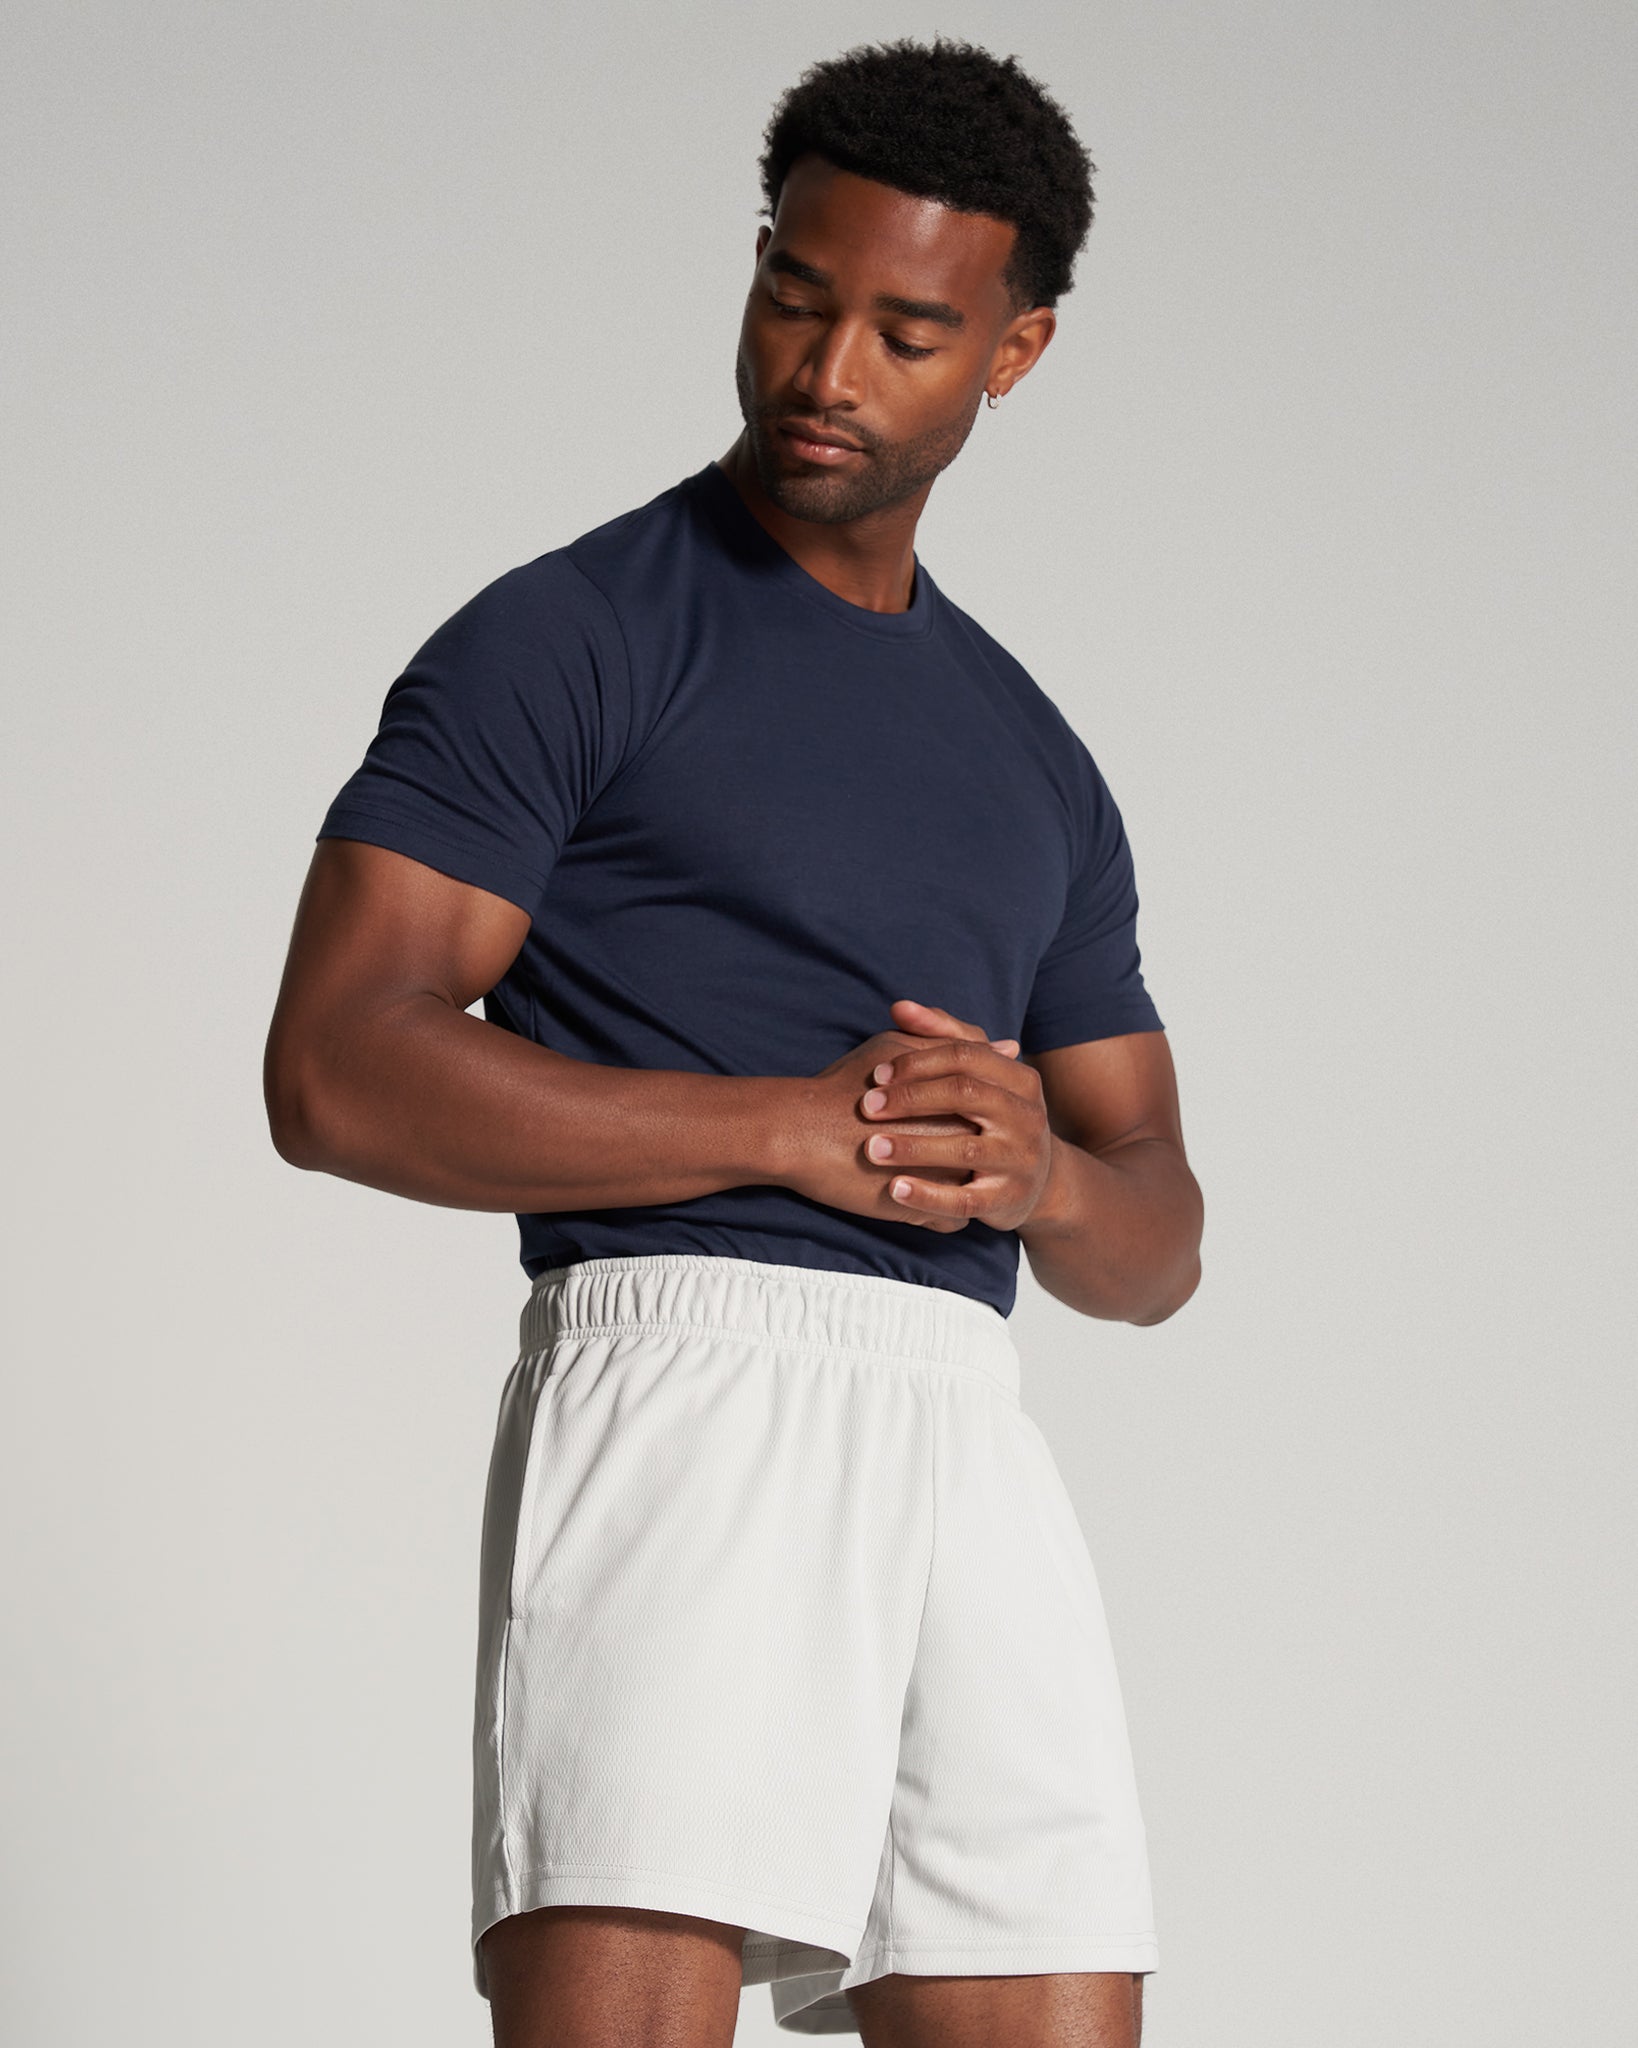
1018, 999, 1166, 1056
315, 804, 549, 919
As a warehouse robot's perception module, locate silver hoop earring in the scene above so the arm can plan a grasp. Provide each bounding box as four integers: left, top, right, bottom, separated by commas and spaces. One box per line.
985, 390, 1000, 409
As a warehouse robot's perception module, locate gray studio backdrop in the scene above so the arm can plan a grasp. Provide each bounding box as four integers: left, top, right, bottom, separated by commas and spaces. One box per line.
4, 3, 1633, 2043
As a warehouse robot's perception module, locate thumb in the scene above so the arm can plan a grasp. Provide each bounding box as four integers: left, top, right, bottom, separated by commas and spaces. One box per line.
889, 997, 987, 1043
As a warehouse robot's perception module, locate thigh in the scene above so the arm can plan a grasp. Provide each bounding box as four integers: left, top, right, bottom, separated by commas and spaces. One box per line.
854, 1391, 1156, 1966
481, 1904, 745, 2048
478, 1321, 931, 1951
845, 1968, 1143, 2047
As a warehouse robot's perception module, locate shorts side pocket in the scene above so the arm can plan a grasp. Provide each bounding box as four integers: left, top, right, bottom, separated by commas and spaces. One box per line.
507, 1358, 570, 1623
1014, 1408, 1106, 1664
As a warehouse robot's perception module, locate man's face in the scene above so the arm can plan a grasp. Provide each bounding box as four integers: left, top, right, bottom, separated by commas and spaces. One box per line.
734, 153, 1030, 524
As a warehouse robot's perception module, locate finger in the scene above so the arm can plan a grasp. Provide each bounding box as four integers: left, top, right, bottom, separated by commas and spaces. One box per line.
886, 1171, 1003, 1219
867, 1039, 1033, 1095
861, 1070, 1018, 1126
888, 998, 990, 1043
863, 1127, 990, 1172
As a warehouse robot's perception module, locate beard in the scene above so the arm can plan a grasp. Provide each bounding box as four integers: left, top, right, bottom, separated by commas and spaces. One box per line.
734, 346, 980, 525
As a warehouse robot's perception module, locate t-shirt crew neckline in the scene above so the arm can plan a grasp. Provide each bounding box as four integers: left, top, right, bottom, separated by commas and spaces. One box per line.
685, 458, 938, 641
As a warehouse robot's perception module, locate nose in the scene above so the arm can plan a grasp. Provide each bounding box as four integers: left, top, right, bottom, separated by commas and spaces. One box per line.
789, 317, 865, 413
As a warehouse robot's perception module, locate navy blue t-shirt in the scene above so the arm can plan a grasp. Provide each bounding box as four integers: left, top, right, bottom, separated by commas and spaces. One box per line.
316, 460, 1163, 1317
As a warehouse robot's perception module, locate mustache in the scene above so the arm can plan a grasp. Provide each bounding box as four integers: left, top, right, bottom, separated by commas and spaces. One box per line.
758, 406, 877, 454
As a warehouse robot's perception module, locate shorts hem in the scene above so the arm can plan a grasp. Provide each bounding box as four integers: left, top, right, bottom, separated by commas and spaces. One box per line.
772, 1937, 1158, 2034
471, 1866, 863, 1999
847, 1933, 1160, 1978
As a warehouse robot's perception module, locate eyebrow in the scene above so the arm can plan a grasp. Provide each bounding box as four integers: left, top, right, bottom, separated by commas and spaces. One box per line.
766, 247, 967, 331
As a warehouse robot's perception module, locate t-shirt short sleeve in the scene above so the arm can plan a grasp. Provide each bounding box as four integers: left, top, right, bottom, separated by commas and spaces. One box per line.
315, 552, 633, 919
1019, 733, 1164, 1055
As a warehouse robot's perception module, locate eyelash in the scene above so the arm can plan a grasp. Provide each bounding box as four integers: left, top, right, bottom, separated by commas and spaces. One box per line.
770, 298, 936, 360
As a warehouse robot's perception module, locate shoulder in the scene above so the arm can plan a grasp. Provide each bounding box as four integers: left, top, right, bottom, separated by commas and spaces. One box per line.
439, 473, 703, 647
558, 472, 712, 619
938, 589, 1079, 736
936, 585, 1104, 798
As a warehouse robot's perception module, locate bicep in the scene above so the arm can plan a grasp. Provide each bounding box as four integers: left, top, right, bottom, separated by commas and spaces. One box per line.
1021, 1029, 1184, 1160
267, 839, 531, 1102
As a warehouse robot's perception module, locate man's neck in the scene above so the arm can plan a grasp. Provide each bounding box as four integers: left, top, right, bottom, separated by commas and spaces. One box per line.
716, 435, 924, 614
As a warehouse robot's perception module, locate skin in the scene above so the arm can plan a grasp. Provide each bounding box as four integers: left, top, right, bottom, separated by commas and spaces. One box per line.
478, 1907, 1145, 2048
721, 154, 1201, 1324
722, 153, 1056, 609
268, 148, 1195, 2048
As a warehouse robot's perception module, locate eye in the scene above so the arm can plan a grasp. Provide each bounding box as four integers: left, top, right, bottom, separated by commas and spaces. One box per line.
885, 336, 936, 360
771, 296, 816, 318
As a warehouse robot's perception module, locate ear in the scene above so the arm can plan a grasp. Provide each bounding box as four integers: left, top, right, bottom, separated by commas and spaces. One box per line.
755, 223, 771, 259
987, 307, 1057, 400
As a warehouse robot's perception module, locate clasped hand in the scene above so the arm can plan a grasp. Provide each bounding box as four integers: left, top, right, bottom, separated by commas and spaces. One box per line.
790, 997, 1056, 1234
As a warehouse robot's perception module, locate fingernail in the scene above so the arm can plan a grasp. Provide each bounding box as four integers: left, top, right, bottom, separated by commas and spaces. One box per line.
891, 1178, 912, 1200
874, 1063, 893, 1083
862, 1088, 887, 1112
868, 1135, 893, 1160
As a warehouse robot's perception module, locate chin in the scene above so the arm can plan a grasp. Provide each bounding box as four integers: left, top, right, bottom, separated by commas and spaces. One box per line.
780, 489, 856, 524
757, 458, 857, 523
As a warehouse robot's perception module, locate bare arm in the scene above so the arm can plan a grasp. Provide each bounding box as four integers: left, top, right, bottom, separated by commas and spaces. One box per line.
1016, 1031, 1202, 1324
846, 1000, 1201, 1322
264, 839, 788, 1210
263, 838, 976, 1226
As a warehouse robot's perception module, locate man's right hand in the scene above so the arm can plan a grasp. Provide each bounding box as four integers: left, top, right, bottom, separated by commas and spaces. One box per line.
773, 1025, 1020, 1233
270, 841, 1024, 1231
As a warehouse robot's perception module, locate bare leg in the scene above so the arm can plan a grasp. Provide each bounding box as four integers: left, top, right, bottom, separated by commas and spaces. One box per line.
844, 1968, 1144, 2048
480, 1904, 746, 2048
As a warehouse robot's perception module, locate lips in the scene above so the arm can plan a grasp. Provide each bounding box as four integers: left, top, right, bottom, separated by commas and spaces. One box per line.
776, 419, 865, 455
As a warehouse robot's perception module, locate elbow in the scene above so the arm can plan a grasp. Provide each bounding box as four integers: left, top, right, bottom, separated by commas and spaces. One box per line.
1128, 1251, 1202, 1326
267, 1104, 326, 1171
263, 1034, 336, 1171
1129, 1176, 1205, 1325
265, 1085, 325, 1171
1129, 1180, 1205, 1325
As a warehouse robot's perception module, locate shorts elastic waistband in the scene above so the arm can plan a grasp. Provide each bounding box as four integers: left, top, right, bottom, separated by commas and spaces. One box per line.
519, 1254, 1018, 1397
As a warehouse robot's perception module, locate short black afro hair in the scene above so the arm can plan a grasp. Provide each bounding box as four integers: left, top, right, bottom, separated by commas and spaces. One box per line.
757, 35, 1095, 313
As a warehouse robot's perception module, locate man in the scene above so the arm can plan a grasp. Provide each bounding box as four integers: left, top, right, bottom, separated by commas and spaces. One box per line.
266, 34, 1202, 2048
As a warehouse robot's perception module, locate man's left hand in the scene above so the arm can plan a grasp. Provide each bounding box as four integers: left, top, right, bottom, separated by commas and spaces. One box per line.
860, 998, 1056, 1232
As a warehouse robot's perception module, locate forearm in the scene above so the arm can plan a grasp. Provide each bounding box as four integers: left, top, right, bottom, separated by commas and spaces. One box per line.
1017, 1133, 1202, 1324
272, 993, 787, 1212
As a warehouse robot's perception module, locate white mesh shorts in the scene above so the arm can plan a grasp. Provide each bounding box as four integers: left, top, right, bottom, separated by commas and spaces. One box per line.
470, 1252, 1157, 2033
